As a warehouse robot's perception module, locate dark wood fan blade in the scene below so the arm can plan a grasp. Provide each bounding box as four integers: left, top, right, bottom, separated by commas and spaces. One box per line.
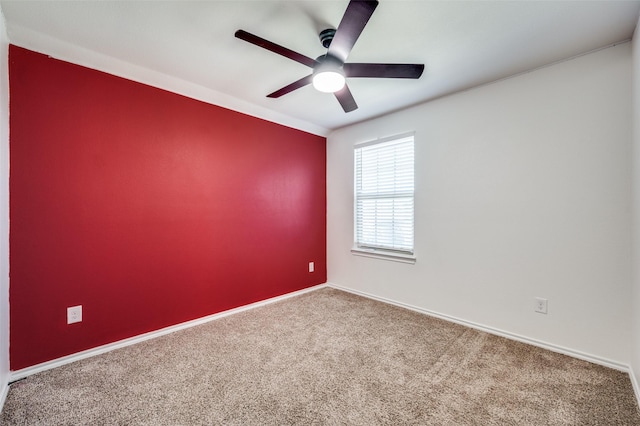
327, 0, 378, 64
267, 75, 313, 98
235, 30, 318, 68
334, 84, 358, 112
344, 63, 424, 79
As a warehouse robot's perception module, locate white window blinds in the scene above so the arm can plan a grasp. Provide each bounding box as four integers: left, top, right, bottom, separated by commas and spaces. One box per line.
354, 134, 414, 254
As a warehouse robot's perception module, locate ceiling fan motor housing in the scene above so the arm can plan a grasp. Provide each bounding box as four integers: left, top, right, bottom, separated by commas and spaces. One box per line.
319, 29, 336, 48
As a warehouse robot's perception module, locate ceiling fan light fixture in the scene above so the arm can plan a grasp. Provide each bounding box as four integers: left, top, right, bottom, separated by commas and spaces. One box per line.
312, 69, 346, 93
236, 0, 423, 112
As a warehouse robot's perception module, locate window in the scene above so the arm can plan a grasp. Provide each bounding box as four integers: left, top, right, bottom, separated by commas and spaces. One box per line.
353, 133, 415, 263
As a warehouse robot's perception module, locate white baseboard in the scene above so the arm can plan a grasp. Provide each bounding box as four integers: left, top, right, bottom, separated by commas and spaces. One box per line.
629, 366, 640, 409
327, 282, 630, 372
0, 379, 8, 415
9, 283, 328, 382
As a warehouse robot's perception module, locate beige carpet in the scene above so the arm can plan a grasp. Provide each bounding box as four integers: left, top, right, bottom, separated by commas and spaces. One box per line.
1, 288, 639, 425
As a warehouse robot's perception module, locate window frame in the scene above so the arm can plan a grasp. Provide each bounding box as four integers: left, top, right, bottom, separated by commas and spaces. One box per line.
351, 132, 416, 264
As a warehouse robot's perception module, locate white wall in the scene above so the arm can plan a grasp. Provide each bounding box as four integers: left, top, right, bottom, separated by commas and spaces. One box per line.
631, 16, 640, 393
0, 4, 9, 411
328, 43, 633, 366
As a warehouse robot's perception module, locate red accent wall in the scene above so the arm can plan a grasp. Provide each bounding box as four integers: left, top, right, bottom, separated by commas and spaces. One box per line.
9, 45, 327, 370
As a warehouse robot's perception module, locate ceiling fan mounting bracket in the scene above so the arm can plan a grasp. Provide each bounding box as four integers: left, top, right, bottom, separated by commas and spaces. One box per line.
319, 29, 336, 49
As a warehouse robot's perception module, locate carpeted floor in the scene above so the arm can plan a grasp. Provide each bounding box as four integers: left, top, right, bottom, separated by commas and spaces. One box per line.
1, 288, 639, 425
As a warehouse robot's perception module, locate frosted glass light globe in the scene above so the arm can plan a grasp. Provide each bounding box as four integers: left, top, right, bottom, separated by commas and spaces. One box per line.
312, 70, 346, 93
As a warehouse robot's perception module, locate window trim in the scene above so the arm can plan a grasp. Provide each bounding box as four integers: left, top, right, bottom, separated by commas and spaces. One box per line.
352, 132, 416, 264
351, 247, 416, 264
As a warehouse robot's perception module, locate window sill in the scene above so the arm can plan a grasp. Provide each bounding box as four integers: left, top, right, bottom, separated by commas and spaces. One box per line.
351, 248, 416, 264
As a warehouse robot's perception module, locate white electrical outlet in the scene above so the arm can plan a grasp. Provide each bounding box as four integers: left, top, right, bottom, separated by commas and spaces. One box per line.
534, 297, 548, 314
67, 305, 82, 324
309, 262, 314, 273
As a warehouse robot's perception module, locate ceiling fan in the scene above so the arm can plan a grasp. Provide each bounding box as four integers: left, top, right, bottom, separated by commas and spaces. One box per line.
235, 0, 424, 113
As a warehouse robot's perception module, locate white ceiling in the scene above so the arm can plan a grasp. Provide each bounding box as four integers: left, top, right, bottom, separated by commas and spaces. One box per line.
1, 1, 639, 136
